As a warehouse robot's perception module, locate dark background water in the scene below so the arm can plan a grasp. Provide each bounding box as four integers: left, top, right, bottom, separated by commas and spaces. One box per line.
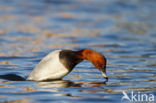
0, 0, 156, 103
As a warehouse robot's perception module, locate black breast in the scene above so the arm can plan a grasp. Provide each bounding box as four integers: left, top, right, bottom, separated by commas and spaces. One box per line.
59, 50, 83, 72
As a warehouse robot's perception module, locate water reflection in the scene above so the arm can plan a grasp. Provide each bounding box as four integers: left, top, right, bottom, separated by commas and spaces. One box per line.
39, 80, 108, 97
36, 79, 108, 88
37, 80, 81, 88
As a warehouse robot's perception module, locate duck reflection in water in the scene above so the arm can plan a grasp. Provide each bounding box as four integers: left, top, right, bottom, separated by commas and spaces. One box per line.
35, 79, 107, 97
37, 80, 81, 88
36, 79, 107, 88
0, 73, 107, 97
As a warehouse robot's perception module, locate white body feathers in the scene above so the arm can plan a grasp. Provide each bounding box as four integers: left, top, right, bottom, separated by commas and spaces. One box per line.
27, 50, 69, 81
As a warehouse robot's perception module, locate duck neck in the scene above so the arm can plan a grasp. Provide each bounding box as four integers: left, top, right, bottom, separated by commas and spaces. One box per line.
59, 50, 83, 72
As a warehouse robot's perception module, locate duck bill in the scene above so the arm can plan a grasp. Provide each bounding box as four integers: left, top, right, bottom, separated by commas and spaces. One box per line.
99, 68, 108, 79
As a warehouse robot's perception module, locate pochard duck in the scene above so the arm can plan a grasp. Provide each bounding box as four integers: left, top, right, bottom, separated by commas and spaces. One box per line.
27, 49, 107, 81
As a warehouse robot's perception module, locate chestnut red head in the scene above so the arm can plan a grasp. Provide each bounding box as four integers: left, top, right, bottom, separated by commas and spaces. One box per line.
75, 49, 108, 79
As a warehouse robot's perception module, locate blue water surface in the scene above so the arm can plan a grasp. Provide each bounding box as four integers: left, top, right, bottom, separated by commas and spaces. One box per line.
0, 0, 155, 103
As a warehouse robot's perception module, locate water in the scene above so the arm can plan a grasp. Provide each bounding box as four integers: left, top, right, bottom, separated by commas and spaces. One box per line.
0, 0, 156, 103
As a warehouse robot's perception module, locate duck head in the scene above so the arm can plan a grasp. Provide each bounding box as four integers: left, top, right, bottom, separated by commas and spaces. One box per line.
59, 49, 108, 80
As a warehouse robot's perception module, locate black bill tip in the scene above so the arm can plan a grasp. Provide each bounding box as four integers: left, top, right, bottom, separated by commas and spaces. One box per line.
105, 77, 108, 81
